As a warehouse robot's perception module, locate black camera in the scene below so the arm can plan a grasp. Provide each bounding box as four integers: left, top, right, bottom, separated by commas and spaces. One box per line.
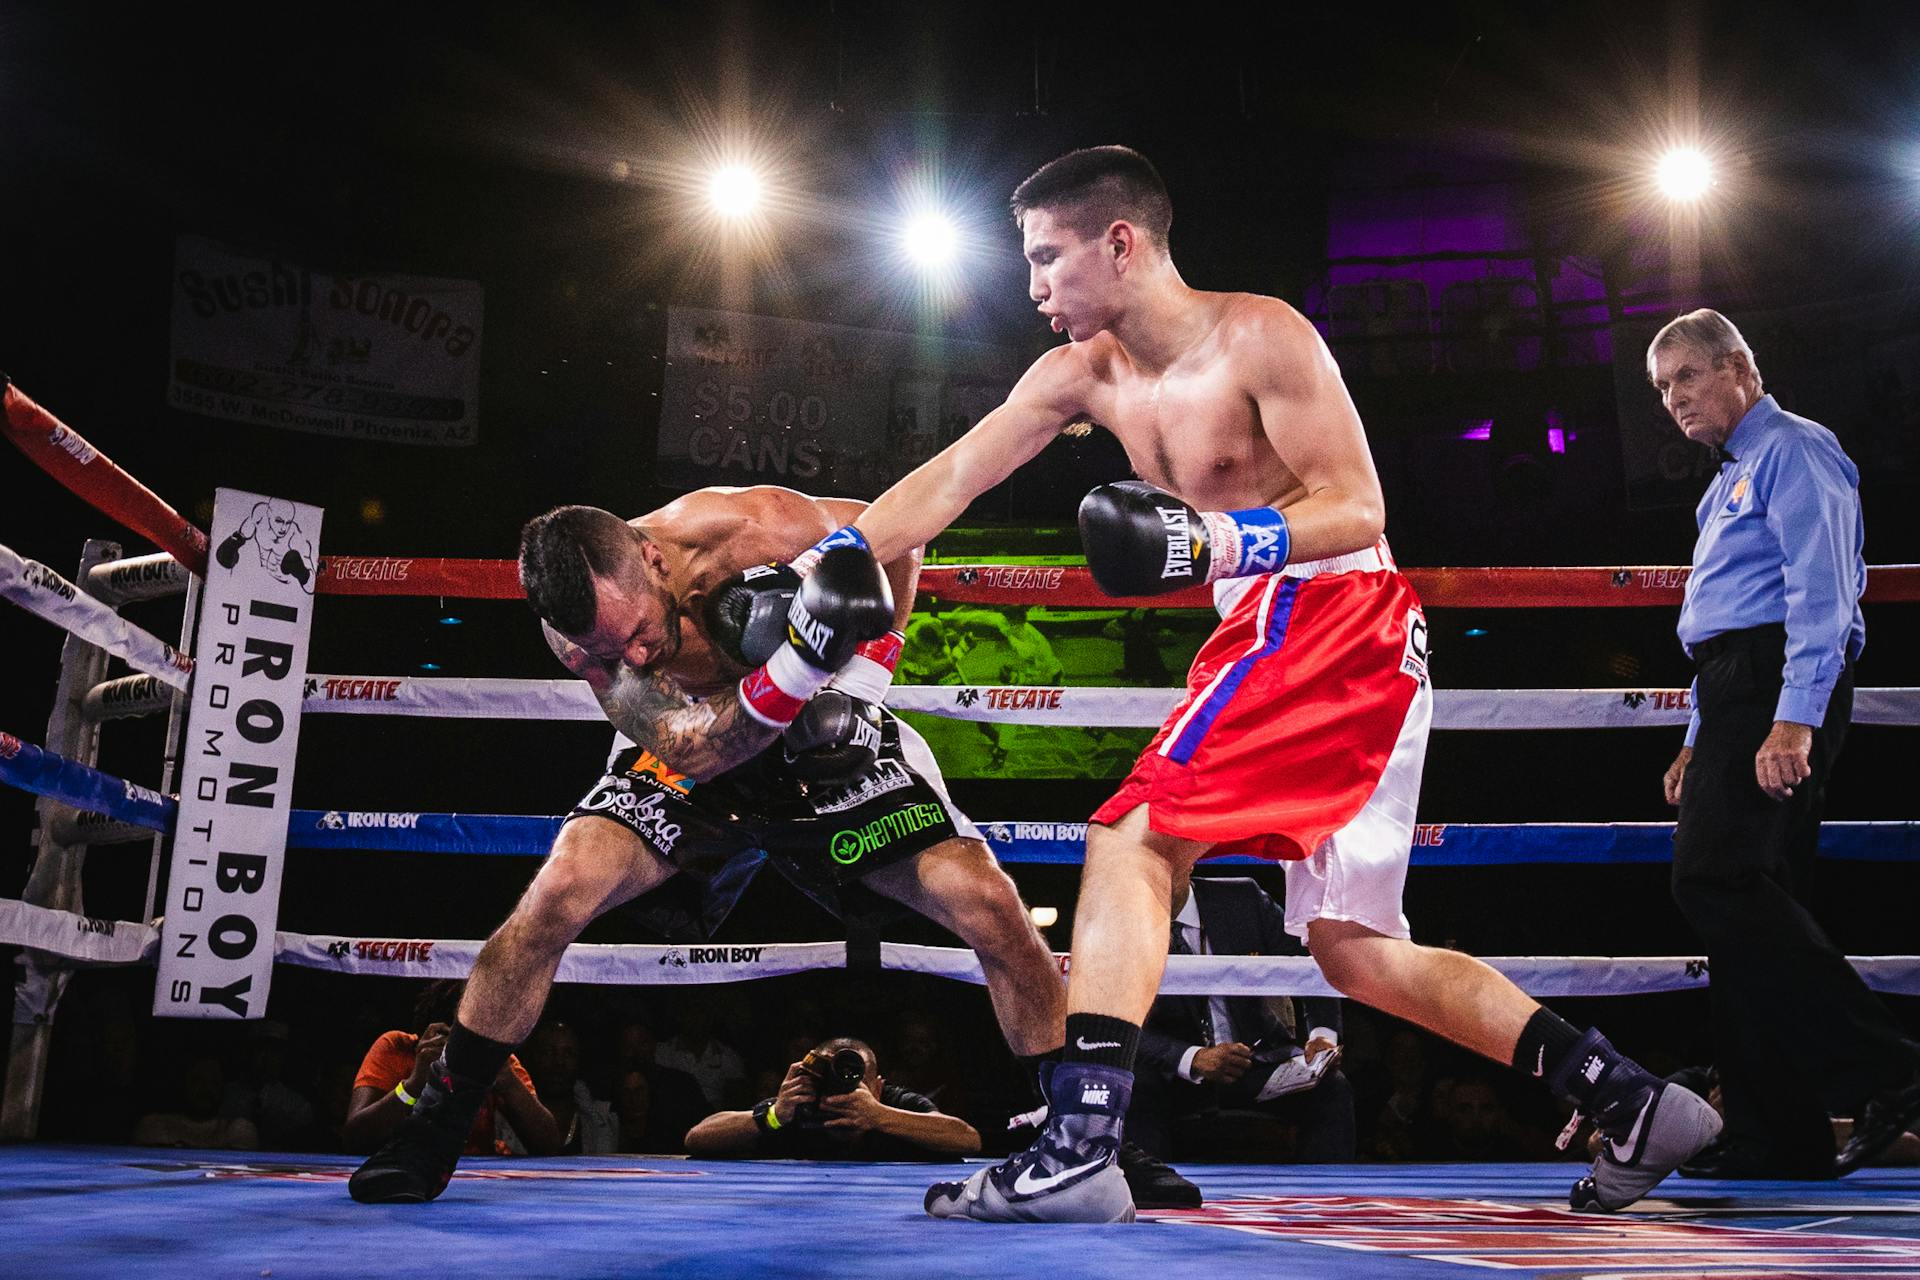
791, 1046, 867, 1128
800, 1047, 867, 1097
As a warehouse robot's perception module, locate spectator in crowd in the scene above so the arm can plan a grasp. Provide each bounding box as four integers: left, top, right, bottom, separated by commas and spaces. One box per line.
655, 997, 748, 1111
344, 980, 560, 1157
684, 1037, 979, 1160
1371, 1024, 1434, 1160
883, 1009, 975, 1129
218, 1020, 314, 1149
1425, 1072, 1553, 1161
506, 1019, 617, 1154
610, 1019, 711, 1153
133, 1053, 260, 1150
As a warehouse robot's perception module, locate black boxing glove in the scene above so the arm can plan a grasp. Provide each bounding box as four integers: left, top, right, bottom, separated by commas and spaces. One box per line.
1077, 481, 1291, 597
704, 563, 802, 667
281, 549, 310, 585
782, 689, 884, 782
737, 545, 894, 728
216, 528, 247, 570
783, 546, 894, 672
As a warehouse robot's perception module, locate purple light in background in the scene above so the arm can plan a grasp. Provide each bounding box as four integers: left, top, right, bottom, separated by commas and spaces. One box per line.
1546, 427, 1566, 454
1458, 419, 1493, 441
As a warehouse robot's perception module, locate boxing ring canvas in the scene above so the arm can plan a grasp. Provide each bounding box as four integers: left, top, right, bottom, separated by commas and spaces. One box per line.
5, 1147, 1918, 1279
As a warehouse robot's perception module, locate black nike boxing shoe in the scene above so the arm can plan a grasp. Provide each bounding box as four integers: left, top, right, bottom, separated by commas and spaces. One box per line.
348, 1077, 477, 1204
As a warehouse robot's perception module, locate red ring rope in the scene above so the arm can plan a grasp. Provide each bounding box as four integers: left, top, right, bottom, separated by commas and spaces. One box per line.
9, 377, 1918, 608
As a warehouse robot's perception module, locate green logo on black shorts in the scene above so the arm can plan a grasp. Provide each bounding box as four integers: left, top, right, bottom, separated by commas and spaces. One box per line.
830, 803, 947, 865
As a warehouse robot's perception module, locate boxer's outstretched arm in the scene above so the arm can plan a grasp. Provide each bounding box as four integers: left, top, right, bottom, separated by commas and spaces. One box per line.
855, 346, 1086, 565
543, 622, 778, 781
1243, 301, 1386, 562
819, 497, 919, 634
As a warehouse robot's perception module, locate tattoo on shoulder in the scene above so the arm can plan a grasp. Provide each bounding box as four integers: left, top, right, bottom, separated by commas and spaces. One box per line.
597, 667, 777, 781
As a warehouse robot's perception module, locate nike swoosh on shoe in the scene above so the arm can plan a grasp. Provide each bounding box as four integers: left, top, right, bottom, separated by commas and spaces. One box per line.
1010, 1157, 1108, 1196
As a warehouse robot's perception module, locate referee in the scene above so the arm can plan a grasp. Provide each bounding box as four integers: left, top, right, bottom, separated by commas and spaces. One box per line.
1649, 309, 1920, 1178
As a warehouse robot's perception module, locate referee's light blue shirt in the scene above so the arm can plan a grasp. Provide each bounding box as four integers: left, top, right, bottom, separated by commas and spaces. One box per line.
1678, 394, 1866, 746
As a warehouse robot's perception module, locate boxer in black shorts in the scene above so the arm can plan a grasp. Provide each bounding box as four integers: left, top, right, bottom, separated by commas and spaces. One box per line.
350, 486, 1064, 1203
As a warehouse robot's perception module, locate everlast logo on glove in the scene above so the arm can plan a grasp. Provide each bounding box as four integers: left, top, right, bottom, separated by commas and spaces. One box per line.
1159, 508, 1193, 579
787, 601, 835, 655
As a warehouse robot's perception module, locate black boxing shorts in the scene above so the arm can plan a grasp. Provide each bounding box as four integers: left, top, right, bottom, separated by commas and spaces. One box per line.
564, 706, 983, 914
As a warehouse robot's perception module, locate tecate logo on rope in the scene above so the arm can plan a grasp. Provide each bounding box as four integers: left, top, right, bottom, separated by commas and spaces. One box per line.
347, 940, 436, 963
982, 688, 1064, 710
313, 678, 402, 701
953, 566, 1066, 590
1621, 690, 1692, 711
325, 557, 412, 581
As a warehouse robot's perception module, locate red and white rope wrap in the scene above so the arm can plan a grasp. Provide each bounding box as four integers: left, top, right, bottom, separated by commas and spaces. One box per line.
2, 379, 209, 575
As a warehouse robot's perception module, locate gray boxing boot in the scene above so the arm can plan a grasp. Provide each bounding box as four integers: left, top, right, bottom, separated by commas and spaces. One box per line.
926, 1062, 1136, 1223
1553, 1028, 1723, 1212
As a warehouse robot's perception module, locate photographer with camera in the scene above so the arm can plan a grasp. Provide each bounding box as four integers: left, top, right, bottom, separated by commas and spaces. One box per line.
683, 1038, 979, 1159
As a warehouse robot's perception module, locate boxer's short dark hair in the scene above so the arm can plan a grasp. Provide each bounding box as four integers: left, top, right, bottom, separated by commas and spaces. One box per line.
1011, 145, 1172, 247
519, 504, 638, 636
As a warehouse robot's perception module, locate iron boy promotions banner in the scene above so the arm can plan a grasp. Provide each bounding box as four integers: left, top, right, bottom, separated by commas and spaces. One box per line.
168, 235, 483, 447
155, 489, 322, 1020
656, 306, 1021, 498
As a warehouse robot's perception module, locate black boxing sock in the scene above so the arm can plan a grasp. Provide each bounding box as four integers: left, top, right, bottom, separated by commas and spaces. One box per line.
1064, 1014, 1139, 1072
1512, 1007, 1583, 1081
441, 1019, 515, 1096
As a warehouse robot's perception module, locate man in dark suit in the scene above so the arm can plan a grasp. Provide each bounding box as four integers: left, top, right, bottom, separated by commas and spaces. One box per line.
1126, 873, 1355, 1199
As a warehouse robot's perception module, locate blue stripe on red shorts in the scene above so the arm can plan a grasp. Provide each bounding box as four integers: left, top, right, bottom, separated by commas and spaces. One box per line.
1164, 577, 1300, 765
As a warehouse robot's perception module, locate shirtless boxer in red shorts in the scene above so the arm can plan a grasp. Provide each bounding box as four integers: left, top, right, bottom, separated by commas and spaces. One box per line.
824, 146, 1719, 1221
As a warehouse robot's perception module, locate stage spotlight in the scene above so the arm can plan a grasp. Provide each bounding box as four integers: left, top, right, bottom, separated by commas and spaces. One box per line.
1656, 148, 1713, 201
707, 164, 762, 219
902, 211, 958, 270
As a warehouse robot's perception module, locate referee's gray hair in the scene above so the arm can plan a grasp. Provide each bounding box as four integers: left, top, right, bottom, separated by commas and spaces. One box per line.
1646, 308, 1762, 387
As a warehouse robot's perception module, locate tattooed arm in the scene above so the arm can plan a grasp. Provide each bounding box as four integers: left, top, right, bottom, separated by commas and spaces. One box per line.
542, 621, 780, 781
595, 665, 781, 781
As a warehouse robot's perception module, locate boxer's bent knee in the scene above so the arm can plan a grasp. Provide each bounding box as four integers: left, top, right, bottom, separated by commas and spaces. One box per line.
884, 837, 1039, 952
1305, 918, 1397, 999
509, 818, 668, 947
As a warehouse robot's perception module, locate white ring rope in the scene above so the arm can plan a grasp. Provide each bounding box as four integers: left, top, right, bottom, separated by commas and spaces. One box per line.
3, 899, 1915, 997
1, 542, 193, 690
296, 674, 1920, 730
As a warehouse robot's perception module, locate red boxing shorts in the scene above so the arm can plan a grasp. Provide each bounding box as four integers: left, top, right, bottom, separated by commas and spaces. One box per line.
1092, 540, 1430, 866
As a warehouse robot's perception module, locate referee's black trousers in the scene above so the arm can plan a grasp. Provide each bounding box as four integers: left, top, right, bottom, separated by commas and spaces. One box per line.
1672, 625, 1916, 1168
